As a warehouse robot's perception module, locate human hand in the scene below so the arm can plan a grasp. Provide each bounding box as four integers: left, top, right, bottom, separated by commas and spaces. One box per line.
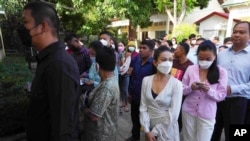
85, 80, 94, 85
191, 82, 204, 90
200, 83, 210, 92
145, 132, 157, 141
227, 86, 231, 95
126, 67, 133, 75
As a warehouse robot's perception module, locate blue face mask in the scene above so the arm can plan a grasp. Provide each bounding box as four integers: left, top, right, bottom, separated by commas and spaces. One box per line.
91, 57, 96, 62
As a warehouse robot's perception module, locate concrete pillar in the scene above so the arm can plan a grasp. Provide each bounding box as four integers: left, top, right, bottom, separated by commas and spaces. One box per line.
226, 8, 234, 37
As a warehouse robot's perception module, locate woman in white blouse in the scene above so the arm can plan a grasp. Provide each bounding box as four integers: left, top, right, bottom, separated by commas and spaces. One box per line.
140, 46, 183, 141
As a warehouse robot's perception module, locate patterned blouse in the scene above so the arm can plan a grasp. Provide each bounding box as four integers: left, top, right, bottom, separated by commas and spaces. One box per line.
82, 76, 120, 141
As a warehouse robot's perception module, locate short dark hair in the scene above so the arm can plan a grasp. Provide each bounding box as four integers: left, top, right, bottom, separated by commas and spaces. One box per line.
179, 43, 190, 55
96, 47, 116, 71
218, 45, 228, 49
153, 45, 171, 61
166, 40, 173, 47
141, 40, 155, 50
197, 37, 206, 42
197, 40, 219, 84
99, 30, 113, 38
189, 34, 196, 40
24, 1, 60, 36
223, 37, 231, 44
111, 37, 118, 52
181, 38, 188, 44
214, 36, 219, 41
89, 40, 104, 53
64, 33, 78, 42
233, 21, 250, 34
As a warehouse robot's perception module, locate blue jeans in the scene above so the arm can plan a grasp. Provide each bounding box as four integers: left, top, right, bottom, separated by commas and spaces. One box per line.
119, 74, 130, 105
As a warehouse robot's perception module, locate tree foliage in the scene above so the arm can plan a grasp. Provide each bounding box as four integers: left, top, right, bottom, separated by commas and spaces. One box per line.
0, 0, 210, 44
155, 0, 210, 28
172, 23, 198, 43
56, 0, 154, 36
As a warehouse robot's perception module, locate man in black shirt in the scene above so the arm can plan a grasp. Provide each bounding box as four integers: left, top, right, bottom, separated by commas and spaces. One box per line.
19, 2, 80, 141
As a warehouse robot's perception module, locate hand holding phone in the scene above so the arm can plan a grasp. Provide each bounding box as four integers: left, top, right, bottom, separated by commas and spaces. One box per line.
196, 82, 204, 87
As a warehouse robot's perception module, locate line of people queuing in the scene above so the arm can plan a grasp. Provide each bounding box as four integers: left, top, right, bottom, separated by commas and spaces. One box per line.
19, 2, 250, 141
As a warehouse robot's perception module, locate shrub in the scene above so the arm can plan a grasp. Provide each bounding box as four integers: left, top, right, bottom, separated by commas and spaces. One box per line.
0, 56, 33, 136
172, 23, 198, 43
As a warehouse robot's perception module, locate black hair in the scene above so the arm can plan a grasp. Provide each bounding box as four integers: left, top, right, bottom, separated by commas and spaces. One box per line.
155, 40, 161, 46
218, 45, 228, 49
64, 33, 78, 42
119, 41, 126, 46
233, 21, 250, 34
197, 37, 206, 42
141, 40, 155, 50
96, 47, 116, 71
181, 38, 188, 44
111, 37, 118, 52
188, 34, 196, 40
171, 37, 177, 41
166, 40, 173, 47
153, 45, 172, 61
89, 40, 104, 53
197, 40, 219, 84
213, 36, 219, 41
99, 30, 113, 38
179, 42, 190, 55
24, 1, 60, 36
223, 37, 231, 44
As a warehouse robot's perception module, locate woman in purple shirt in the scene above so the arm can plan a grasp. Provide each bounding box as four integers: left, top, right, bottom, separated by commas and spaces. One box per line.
181, 40, 228, 141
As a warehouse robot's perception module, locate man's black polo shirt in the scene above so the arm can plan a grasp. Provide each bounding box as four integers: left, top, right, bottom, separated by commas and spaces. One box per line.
26, 41, 80, 141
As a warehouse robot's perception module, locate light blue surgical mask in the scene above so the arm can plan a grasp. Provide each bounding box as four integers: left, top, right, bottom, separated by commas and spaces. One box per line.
90, 57, 96, 62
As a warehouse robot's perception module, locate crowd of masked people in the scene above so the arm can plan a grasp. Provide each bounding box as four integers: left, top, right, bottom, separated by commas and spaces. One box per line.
21, 2, 250, 141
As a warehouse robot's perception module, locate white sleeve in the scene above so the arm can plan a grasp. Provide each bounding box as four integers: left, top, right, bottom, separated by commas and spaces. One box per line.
151, 79, 183, 138
139, 77, 150, 133
168, 80, 183, 124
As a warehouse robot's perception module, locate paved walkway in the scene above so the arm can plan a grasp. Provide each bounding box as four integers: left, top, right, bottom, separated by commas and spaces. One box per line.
0, 105, 224, 141
0, 107, 135, 141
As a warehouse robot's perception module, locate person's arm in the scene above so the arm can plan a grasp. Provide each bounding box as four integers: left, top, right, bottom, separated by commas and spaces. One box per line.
46, 62, 79, 141
182, 66, 194, 95
230, 80, 250, 96
87, 87, 113, 120
151, 80, 183, 138
168, 80, 183, 124
139, 78, 151, 133
204, 67, 228, 101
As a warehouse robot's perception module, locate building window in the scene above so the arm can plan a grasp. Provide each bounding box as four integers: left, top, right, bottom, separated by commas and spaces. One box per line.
154, 21, 166, 26
155, 31, 166, 39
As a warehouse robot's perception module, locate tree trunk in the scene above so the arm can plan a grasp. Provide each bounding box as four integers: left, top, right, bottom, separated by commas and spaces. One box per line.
165, 0, 187, 30
128, 20, 136, 40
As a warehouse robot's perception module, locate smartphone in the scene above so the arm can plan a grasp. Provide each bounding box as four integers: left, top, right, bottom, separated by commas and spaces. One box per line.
196, 82, 204, 86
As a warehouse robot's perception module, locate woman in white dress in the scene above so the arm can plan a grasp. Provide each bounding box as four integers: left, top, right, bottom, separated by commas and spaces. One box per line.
140, 46, 183, 141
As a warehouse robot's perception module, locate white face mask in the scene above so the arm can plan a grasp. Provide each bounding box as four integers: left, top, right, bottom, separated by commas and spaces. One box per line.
100, 39, 108, 46
128, 46, 135, 52
191, 40, 196, 45
226, 44, 232, 48
157, 61, 173, 74
198, 60, 213, 69
111, 44, 115, 49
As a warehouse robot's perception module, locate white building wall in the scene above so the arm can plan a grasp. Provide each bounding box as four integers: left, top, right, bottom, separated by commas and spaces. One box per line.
150, 14, 168, 22
199, 15, 238, 43
225, 5, 250, 36
199, 15, 228, 38
183, 0, 224, 24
